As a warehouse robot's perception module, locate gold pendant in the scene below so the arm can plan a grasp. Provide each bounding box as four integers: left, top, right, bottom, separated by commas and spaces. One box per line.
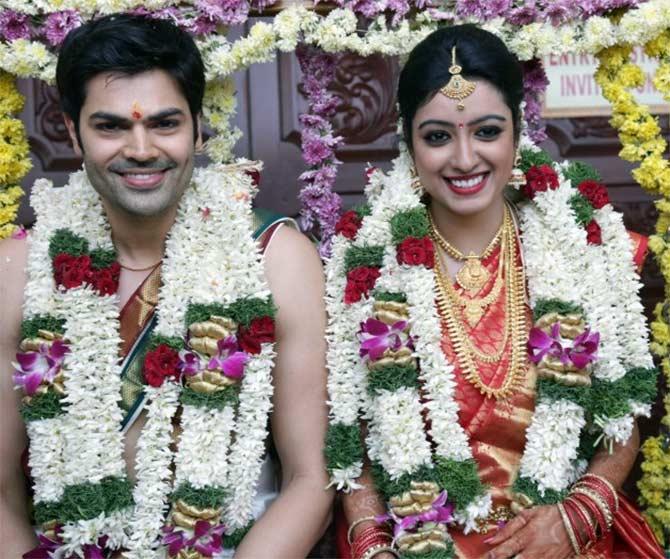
462, 301, 485, 328
456, 254, 489, 293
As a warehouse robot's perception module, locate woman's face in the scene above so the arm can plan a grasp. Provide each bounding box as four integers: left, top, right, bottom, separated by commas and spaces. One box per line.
411, 80, 515, 219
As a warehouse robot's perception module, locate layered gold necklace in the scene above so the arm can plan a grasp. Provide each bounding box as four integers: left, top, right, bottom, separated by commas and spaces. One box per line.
432, 204, 528, 399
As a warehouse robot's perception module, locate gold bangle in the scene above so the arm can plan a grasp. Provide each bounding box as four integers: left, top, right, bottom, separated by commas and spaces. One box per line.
347, 516, 379, 545
361, 544, 399, 559
579, 473, 619, 512
558, 502, 580, 554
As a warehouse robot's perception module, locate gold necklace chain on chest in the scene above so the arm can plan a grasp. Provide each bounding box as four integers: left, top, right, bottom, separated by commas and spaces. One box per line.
430, 214, 503, 294
432, 205, 528, 399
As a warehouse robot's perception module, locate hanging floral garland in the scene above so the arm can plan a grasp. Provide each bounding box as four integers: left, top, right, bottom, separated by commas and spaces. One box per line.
0, 70, 30, 240
324, 142, 657, 556
15, 163, 277, 558
595, 29, 670, 549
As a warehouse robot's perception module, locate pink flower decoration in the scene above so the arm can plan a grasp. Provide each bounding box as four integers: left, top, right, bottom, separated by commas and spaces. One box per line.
207, 336, 248, 379
13, 339, 69, 396
359, 318, 410, 361
528, 322, 599, 370
567, 328, 599, 369
178, 350, 201, 376
162, 521, 226, 557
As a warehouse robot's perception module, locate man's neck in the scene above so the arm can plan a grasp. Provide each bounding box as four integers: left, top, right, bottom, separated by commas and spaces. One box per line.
104, 201, 177, 266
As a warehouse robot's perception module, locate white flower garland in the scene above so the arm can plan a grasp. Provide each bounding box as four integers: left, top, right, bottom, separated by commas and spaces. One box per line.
21, 163, 276, 557
325, 146, 655, 535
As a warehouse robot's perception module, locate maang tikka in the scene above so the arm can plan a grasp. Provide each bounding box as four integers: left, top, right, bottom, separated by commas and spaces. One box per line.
440, 46, 476, 111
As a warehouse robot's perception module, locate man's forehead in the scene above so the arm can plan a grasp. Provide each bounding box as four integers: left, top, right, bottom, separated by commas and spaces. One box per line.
81, 70, 188, 114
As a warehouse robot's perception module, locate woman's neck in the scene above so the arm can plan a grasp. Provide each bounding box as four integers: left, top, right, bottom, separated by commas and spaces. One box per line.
429, 198, 506, 256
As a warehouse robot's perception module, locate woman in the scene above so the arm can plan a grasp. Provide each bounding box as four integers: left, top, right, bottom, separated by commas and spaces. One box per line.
324, 24, 664, 559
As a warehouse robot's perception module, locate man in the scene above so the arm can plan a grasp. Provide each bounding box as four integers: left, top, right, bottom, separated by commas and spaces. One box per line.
0, 15, 332, 557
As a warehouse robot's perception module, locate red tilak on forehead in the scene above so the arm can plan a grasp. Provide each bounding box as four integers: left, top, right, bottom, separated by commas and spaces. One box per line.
131, 101, 143, 120
458, 123, 464, 129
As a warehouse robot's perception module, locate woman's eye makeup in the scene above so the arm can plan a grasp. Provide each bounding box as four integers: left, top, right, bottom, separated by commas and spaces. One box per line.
475, 125, 503, 139
423, 130, 451, 144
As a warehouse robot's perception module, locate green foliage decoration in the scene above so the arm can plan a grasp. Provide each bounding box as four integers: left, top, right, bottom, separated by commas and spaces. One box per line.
344, 246, 385, 273
325, 422, 363, 471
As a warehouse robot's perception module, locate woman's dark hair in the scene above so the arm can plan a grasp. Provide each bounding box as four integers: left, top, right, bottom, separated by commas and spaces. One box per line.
56, 14, 205, 143
398, 24, 523, 151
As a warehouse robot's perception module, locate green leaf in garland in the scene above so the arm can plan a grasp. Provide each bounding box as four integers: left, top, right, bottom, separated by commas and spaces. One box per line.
371, 462, 434, 501
226, 297, 276, 327
432, 457, 484, 512
400, 547, 455, 559
536, 379, 591, 408
344, 245, 385, 273
518, 148, 553, 173
564, 161, 601, 186
20, 315, 65, 339
367, 364, 419, 396
89, 247, 117, 270
180, 385, 240, 410
354, 204, 372, 219
48, 229, 89, 259
147, 334, 185, 353
20, 391, 65, 422
372, 290, 407, 303
172, 482, 227, 509
390, 208, 431, 245
512, 475, 567, 506
185, 303, 228, 328
577, 428, 601, 463
532, 299, 584, 322
325, 422, 364, 471
569, 193, 595, 226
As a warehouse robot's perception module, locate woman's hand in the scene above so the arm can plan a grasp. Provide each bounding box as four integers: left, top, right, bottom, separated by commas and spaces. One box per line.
485, 505, 574, 559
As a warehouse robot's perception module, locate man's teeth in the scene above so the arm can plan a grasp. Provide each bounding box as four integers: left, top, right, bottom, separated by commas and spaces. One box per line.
125, 173, 161, 178
450, 175, 484, 189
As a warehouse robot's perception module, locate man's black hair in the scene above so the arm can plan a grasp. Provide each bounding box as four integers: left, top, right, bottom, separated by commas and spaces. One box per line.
56, 14, 205, 144
398, 24, 524, 152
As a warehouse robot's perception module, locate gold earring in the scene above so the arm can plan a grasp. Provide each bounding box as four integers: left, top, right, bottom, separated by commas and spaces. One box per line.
440, 46, 476, 111
409, 163, 423, 193
509, 151, 526, 189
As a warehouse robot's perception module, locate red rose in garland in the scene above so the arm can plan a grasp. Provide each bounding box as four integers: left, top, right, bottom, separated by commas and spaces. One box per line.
578, 180, 610, 209
91, 263, 121, 296
238, 316, 276, 355
396, 237, 434, 268
143, 344, 181, 387
523, 164, 559, 199
53, 253, 92, 289
585, 220, 602, 245
335, 210, 363, 240
344, 266, 381, 304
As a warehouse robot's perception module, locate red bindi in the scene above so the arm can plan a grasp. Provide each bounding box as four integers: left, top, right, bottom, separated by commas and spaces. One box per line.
131, 101, 143, 120
458, 122, 464, 129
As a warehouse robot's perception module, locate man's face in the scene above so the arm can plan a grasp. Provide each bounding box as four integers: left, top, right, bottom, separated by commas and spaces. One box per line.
65, 69, 201, 217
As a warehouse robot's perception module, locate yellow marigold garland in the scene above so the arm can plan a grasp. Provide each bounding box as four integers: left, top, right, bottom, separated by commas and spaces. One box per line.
596, 31, 670, 548
0, 71, 31, 240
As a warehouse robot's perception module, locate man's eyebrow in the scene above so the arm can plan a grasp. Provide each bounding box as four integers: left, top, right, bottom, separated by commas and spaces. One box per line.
418, 114, 507, 129
88, 108, 185, 123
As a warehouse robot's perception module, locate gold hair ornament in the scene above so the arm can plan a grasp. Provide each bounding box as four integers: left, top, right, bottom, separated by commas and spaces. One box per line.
440, 46, 476, 111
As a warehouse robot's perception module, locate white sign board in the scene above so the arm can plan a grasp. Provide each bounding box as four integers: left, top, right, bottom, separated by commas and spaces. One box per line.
542, 46, 669, 117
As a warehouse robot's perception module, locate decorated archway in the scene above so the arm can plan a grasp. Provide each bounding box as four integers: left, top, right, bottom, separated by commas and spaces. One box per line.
1, 0, 669, 549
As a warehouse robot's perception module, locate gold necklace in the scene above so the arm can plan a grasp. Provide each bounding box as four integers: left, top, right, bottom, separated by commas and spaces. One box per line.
118, 261, 162, 272
433, 206, 528, 399
430, 212, 504, 294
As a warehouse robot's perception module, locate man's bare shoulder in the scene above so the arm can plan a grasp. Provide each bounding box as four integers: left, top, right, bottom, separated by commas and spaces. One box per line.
0, 237, 28, 340
262, 225, 324, 312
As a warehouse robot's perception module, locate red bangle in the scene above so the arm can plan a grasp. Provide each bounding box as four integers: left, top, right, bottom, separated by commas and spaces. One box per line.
564, 497, 597, 546
570, 491, 608, 534
351, 526, 392, 559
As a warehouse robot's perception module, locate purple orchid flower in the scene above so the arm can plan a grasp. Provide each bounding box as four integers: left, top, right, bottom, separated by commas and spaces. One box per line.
358, 318, 409, 361
376, 491, 454, 540
567, 328, 599, 369
207, 336, 248, 379
178, 349, 202, 376
527, 323, 567, 365
13, 339, 70, 396
162, 521, 226, 557
23, 529, 108, 559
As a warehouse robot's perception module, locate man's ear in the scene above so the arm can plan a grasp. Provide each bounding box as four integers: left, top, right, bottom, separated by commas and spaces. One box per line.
63, 113, 83, 156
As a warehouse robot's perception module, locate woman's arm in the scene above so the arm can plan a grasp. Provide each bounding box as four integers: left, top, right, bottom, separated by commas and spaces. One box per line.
0, 238, 39, 554
487, 423, 640, 559
233, 227, 333, 558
